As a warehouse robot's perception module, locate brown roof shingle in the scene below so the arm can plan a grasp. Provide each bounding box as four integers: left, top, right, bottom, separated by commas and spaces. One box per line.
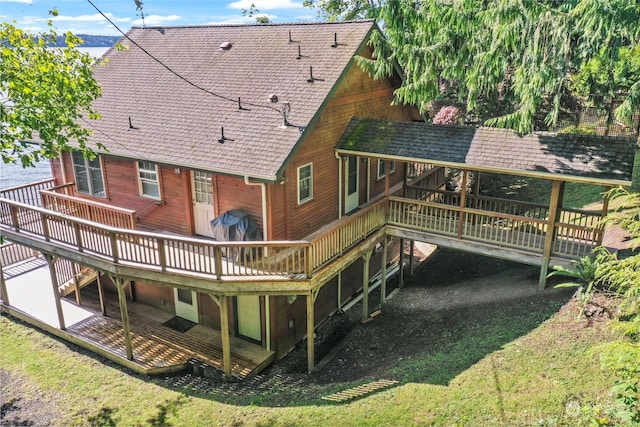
88, 21, 376, 181
336, 118, 638, 185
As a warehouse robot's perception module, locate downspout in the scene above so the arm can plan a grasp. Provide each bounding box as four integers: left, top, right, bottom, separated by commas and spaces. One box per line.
244, 176, 271, 351
335, 152, 343, 219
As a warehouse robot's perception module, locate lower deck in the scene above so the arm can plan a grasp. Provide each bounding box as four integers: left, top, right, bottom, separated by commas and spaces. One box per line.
1, 260, 274, 379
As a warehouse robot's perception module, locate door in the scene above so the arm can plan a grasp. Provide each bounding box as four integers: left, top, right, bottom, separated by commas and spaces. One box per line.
345, 156, 359, 213
192, 171, 215, 237
173, 288, 199, 323
235, 295, 262, 342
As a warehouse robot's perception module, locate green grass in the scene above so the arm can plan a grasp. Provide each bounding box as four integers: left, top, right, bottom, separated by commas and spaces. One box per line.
0, 298, 621, 427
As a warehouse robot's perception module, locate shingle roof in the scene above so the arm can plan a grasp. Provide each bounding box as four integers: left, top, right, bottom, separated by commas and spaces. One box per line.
87, 21, 376, 181
336, 118, 638, 185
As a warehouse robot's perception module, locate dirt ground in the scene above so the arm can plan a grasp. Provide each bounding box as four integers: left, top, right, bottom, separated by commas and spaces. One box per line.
265, 248, 575, 383
0, 248, 582, 423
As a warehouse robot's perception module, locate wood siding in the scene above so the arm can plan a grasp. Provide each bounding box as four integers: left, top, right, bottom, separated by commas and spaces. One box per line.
270, 47, 413, 240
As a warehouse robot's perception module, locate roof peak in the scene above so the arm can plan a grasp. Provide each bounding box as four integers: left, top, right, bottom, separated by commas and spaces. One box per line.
130, 20, 376, 31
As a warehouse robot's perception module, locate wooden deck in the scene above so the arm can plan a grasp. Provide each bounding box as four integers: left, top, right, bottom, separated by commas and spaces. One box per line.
1, 261, 275, 379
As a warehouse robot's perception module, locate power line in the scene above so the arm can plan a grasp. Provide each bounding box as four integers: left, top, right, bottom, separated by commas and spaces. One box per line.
86, 0, 282, 115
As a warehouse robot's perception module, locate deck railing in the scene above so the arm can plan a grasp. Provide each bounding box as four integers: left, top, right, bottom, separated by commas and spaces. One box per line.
0, 186, 603, 285
0, 242, 39, 266
40, 189, 137, 229
0, 179, 56, 207
308, 199, 386, 270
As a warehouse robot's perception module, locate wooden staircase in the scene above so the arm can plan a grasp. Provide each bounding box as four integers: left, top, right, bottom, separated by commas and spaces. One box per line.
58, 267, 99, 297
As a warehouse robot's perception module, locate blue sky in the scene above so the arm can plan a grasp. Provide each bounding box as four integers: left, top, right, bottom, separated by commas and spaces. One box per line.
0, 0, 318, 35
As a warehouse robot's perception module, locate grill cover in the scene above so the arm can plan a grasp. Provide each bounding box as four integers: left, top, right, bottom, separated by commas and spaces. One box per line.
210, 210, 262, 242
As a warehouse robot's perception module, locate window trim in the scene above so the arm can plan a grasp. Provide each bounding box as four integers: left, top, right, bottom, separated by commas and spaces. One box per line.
71, 151, 106, 197
136, 161, 162, 200
297, 162, 313, 205
377, 159, 396, 180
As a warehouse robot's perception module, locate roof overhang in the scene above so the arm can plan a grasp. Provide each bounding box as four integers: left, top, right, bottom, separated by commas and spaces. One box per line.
336, 118, 638, 187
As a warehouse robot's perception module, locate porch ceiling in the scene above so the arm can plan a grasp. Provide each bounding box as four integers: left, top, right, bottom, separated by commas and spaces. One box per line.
335, 118, 638, 186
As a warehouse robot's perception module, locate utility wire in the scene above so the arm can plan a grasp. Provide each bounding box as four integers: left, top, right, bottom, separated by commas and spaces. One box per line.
86, 0, 281, 114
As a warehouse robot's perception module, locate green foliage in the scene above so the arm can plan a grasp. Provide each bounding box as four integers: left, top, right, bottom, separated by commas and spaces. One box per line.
303, 0, 381, 21
549, 256, 599, 312
363, 0, 640, 134
0, 15, 104, 167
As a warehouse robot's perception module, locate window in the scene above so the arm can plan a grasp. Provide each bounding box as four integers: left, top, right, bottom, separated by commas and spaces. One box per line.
137, 161, 161, 199
377, 159, 396, 179
297, 163, 313, 204
72, 151, 105, 196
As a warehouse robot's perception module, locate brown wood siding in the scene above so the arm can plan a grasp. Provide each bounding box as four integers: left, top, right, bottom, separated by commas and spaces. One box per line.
215, 175, 264, 232
275, 47, 413, 239
133, 281, 174, 314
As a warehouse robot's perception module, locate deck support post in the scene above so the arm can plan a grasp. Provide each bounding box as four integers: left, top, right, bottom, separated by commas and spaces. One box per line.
96, 272, 107, 316
265, 295, 271, 352
0, 260, 9, 306
44, 254, 66, 330
219, 295, 232, 377
381, 237, 388, 305
113, 276, 134, 360
306, 292, 315, 373
362, 249, 372, 321
539, 180, 564, 290
72, 262, 81, 305
399, 239, 404, 288
337, 272, 342, 311
409, 240, 415, 276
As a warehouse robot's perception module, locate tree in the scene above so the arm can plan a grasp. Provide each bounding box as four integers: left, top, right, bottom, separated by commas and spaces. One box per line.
303, 0, 382, 21
358, 0, 640, 134
1, 16, 103, 167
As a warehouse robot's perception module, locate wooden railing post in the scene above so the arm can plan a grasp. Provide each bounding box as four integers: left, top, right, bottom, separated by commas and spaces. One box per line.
214, 247, 223, 280
73, 222, 83, 251
306, 245, 314, 278
110, 231, 119, 263
157, 239, 167, 271
9, 205, 20, 231
40, 212, 50, 241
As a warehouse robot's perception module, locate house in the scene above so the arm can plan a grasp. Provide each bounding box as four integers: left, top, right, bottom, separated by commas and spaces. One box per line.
0, 20, 636, 379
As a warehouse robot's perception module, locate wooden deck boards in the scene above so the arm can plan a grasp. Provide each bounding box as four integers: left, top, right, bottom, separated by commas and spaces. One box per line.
2, 265, 274, 379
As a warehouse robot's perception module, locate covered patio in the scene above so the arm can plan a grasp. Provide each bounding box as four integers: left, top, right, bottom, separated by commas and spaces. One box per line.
337, 118, 637, 288
1, 256, 275, 379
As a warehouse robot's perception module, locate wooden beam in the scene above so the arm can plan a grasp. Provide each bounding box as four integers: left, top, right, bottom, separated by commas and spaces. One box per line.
265, 295, 271, 351
384, 161, 390, 196
381, 237, 387, 305
44, 254, 66, 330
399, 238, 404, 288
597, 187, 611, 246
72, 262, 81, 305
409, 240, 415, 276
539, 180, 563, 290
96, 271, 107, 316
219, 295, 232, 377
0, 260, 9, 306
457, 170, 468, 239
306, 293, 315, 373
362, 249, 372, 321
337, 272, 342, 311
114, 276, 134, 360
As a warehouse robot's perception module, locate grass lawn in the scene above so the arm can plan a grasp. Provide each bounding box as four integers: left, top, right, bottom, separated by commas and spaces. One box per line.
0, 296, 622, 427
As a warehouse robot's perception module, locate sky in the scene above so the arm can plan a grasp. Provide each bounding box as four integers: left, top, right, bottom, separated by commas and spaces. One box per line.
0, 0, 319, 36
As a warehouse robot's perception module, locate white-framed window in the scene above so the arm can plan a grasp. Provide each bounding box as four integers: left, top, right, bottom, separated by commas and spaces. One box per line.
72, 151, 105, 197
137, 161, 161, 199
377, 159, 396, 180
297, 163, 313, 204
